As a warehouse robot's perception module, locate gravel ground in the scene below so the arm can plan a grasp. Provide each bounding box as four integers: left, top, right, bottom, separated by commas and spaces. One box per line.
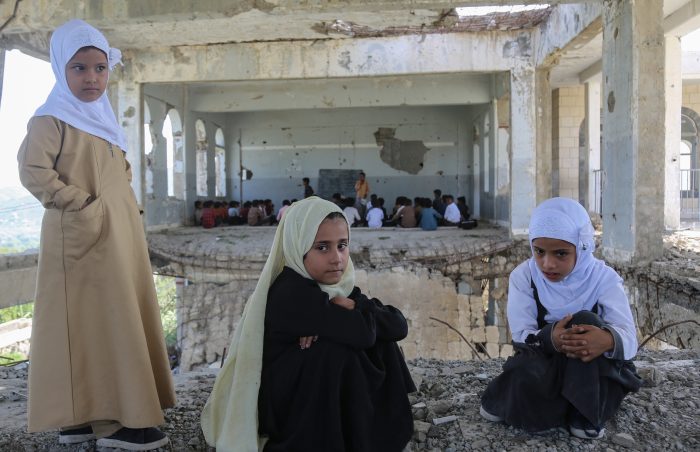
0, 349, 698, 451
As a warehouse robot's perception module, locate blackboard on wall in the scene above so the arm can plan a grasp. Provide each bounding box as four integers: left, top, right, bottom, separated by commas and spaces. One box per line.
317, 169, 362, 200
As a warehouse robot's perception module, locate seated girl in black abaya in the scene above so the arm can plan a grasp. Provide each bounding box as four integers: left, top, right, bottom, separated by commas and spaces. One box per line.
201, 197, 415, 452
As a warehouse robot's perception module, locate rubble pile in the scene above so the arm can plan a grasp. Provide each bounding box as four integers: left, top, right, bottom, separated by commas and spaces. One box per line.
0, 349, 697, 451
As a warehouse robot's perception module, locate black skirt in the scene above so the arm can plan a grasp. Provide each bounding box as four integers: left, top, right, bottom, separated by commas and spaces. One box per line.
481, 341, 642, 431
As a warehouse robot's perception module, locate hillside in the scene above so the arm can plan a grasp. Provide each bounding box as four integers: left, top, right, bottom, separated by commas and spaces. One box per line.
0, 187, 41, 252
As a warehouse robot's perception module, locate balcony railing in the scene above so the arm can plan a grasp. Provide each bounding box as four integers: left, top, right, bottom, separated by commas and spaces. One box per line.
591, 169, 698, 220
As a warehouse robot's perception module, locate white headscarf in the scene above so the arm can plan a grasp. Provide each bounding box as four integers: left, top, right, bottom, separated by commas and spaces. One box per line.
526, 197, 612, 319
201, 197, 354, 452
34, 19, 127, 151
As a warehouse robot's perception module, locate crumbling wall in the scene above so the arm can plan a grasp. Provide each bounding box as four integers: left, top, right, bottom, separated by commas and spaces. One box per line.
616, 264, 700, 350
148, 229, 699, 371
167, 234, 530, 370
355, 266, 511, 361
178, 279, 256, 369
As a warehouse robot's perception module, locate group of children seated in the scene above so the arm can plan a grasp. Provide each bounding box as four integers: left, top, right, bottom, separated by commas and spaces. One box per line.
356, 190, 474, 230
194, 199, 292, 228
196, 188, 476, 232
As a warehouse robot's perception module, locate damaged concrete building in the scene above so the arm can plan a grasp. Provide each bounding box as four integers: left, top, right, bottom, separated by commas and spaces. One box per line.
1, 1, 698, 370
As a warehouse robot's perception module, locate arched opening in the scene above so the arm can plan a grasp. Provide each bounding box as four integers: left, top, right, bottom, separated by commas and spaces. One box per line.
215, 128, 226, 197
681, 108, 700, 219
165, 109, 184, 199
144, 103, 154, 195
195, 119, 208, 197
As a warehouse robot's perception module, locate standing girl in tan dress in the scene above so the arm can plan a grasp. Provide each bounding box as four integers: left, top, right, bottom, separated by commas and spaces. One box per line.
17, 19, 175, 451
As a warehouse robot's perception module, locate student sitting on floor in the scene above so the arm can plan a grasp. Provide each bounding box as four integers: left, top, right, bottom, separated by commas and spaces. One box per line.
443, 194, 461, 225
366, 198, 385, 229
480, 197, 642, 440
418, 198, 442, 231
343, 197, 361, 227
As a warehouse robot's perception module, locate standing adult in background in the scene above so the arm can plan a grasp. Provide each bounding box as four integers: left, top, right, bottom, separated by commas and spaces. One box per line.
354, 171, 370, 219
302, 177, 314, 198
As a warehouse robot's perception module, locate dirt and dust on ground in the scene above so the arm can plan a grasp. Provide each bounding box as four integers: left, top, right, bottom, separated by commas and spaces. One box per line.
0, 232, 697, 451
0, 349, 698, 452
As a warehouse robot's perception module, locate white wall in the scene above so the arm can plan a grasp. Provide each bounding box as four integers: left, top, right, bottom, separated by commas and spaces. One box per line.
227, 105, 486, 212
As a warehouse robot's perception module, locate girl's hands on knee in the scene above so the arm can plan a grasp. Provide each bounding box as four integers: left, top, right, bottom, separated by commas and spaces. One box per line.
331, 296, 355, 310
560, 324, 614, 362
551, 314, 572, 352
299, 335, 318, 349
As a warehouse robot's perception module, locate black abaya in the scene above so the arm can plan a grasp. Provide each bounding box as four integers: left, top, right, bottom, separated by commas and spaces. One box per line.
258, 267, 416, 452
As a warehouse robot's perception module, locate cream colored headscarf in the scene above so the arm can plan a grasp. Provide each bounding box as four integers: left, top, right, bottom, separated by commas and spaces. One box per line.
201, 197, 355, 452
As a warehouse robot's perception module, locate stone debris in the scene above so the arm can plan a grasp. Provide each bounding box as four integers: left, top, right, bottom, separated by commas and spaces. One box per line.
432, 415, 458, 425
612, 432, 636, 449
0, 349, 698, 451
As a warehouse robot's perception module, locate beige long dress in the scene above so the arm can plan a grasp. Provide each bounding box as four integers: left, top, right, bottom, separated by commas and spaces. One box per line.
17, 115, 176, 432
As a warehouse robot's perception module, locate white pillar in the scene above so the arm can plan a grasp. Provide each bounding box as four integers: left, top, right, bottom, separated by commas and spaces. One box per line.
585, 80, 601, 214
664, 35, 682, 230
509, 63, 538, 236
601, 0, 665, 263
183, 87, 198, 224
206, 122, 217, 197
535, 68, 552, 204
117, 79, 145, 207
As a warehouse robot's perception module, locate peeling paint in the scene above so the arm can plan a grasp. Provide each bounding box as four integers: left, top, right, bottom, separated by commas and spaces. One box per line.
123, 106, 136, 118
338, 51, 351, 70
172, 47, 191, 65
502, 34, 531, 58
607, 90, 615, 113
373, 127, 429, 175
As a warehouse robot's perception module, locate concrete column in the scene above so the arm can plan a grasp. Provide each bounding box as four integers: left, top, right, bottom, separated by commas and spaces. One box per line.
225, 126, 236, 201
535, 68, 552, 204
183, 87, 198, 224
510, 63, 537, 236
602, 0, 665, 263
664, 35, 682, 230
584, 80, 601, 213
117, 79, 145, 207
206, 122, 217, 197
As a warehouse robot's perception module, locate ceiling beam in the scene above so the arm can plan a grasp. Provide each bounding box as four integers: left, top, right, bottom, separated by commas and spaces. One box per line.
664, 0, 700, 36
579, 59, 602, 83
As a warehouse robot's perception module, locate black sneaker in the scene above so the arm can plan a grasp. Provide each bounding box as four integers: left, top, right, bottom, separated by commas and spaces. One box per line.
96, 427, 169, 451
58, 426, 96, 444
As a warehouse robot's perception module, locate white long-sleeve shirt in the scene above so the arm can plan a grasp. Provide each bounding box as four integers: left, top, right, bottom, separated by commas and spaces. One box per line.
366, 207, 384, 228
444, 202, 461, 223
507, 261, 638, 360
